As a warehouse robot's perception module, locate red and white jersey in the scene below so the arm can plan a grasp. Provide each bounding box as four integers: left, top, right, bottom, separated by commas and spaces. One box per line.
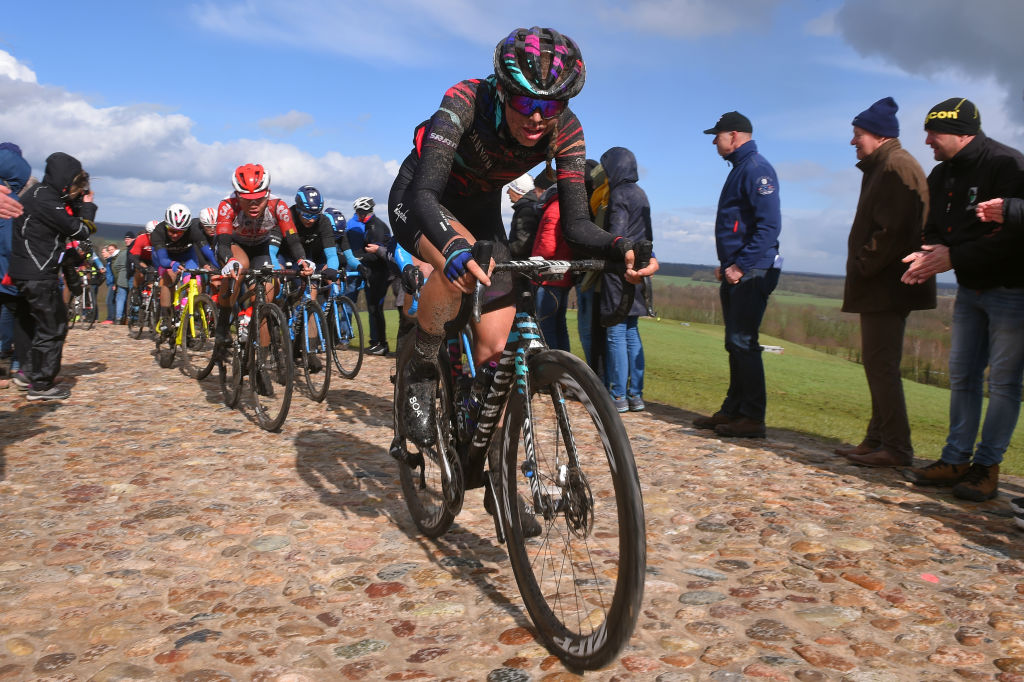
129, 233, 154, 263
215, 193, 298, 246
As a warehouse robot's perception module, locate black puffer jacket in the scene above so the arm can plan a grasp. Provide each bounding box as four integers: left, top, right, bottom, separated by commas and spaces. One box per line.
599, 147, 653, 320
923, 132, 1024, 289
9, 152, 96, 281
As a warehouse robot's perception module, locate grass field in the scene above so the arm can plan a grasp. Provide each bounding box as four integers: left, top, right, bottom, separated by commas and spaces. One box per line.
655, 275, 842, 308
375, 308, 1024, 477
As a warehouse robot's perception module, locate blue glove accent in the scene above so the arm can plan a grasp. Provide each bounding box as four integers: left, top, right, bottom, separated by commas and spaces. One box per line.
343, 248, 361, 272
442, 238, 473, 282
268, 243, 281, 269
324, 246, 340, 271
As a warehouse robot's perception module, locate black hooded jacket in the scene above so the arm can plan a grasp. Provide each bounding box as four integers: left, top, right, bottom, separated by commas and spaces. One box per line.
599, 147, 653, 319
9, 152, 96, 281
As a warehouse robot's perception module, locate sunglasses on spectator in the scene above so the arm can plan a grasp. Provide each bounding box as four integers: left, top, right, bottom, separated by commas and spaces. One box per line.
507, 95, 566, 120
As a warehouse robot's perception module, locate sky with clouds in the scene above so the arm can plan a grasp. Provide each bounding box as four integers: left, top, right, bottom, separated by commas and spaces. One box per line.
2, 0, 1023, 276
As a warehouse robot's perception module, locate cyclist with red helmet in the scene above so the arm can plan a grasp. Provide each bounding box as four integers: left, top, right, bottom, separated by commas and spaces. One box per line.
389, 26, 654, 446
212, 163, 314, 347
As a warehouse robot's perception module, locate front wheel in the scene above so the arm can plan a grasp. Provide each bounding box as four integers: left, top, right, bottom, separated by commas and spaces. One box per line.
500, 349, 645, 671
67, 297, 80, 329
294, 300, 331, 402
394, 344, 457, 538
155, 313, 177, 369
183, 294, 217, 380
82, 289, 97, 330
126, 287, 141, 333
328, 296, 364, 379
249, 302, 293, 432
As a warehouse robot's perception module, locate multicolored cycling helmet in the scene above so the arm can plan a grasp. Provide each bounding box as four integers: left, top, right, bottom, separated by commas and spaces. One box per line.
493, 27, 585, 100
324, 207, 346, 233
295, 185, 325, 215
352, 196, 375, 213
165, 203, 192, 230
198, 207, 217, 230
232, 163, 271, 200
145, 220, 159, 234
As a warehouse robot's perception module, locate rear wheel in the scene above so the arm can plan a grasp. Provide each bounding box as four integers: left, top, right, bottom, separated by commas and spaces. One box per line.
328, 296, 363, 379
220, 335, 243, 408
126, 287, 141, 333
183, 294, 217, 379
500, 349, 645, 671
294, 300, 331, 402
82, 289, 97, 330
249, 303, 293, 432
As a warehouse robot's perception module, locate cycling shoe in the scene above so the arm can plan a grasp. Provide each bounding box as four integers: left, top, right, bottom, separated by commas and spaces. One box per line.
254, 369, 274, 397
484, 484, 542, 539
400, 357, 438, 448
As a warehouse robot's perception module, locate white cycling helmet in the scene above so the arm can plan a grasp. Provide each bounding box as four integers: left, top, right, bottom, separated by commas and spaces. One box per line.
198, 206, 217, 229
145, 219, 159, 234
165, 203, 192, 230
353, 196, 375, 212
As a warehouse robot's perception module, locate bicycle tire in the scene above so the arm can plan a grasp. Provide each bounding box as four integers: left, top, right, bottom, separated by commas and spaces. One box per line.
126, 287, 141, 334
328, 296, 363, 379
67, 297, 79, 330
250, 302, 293, 431
295, 300, 331, 402
82, 289, 97, 330
220, 335, 243, 408
184, 294, 217, 380
394, 346, 457, 538
141, 296, 158, 340
499, 349, 645, 671
155, 314, 177, 369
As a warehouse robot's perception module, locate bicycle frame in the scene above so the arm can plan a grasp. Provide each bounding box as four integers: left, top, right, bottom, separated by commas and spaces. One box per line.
168, 270, 206, 346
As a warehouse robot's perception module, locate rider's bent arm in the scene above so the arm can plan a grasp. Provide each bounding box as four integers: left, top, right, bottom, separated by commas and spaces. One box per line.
323, 246, 340, 272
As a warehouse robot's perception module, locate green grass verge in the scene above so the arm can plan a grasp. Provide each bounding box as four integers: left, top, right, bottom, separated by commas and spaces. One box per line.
374, 308, 1023, 477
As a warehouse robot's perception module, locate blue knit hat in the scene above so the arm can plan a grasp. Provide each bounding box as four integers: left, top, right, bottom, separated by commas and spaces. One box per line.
852, 97, 899, 138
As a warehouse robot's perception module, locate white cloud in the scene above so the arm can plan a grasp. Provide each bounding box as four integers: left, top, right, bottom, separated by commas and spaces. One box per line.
595, 0, 785, 38
803, 8, 838, 37
0, 50, 37, 83
258, 110, 314, 134
0, 50, 399, 224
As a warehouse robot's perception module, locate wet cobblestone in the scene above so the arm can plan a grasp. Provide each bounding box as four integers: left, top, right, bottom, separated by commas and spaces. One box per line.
1, 325, 1023, 680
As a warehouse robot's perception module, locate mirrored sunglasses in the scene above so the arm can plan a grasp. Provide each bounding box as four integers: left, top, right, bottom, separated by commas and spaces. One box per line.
507, 95, 566, 120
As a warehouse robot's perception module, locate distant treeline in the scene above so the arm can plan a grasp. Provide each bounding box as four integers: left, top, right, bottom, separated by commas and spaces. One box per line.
647, 276, 955, 387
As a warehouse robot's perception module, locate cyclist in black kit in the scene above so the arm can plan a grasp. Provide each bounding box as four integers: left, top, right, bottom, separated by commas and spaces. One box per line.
389, 26, 654, 446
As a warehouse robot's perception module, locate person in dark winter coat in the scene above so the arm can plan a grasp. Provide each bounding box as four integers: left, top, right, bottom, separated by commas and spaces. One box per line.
599, 146, 659, 412
9, 151, 97, 401
835, 97, 936, 469
901, 98, 1024, 503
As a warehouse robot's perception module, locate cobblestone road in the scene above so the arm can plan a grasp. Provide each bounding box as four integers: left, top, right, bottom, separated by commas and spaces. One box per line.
1, 325, 1023, 682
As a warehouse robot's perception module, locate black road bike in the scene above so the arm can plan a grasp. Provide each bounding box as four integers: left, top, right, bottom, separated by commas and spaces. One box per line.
390, 242, 647, 671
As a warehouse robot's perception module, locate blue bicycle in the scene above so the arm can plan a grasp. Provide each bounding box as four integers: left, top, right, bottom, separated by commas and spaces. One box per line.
279, 273, 332, 403
322, 272, 364, 379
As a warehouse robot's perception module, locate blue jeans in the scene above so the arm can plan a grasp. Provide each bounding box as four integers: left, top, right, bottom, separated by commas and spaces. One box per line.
114, 285, 128, 321
606, 315, 643, 400
106, 285, 117, 321
941, 286, 1024, 467
536, 285, 570, 352
720, 268, 779, 422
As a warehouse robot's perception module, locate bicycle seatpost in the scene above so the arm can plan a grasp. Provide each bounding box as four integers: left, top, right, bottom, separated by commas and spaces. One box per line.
471, 240, 493, 324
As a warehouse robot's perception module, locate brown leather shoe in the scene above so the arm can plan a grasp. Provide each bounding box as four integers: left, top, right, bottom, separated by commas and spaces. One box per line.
901, 459, 971, 486
834, 443, 878, 457
845, 448, 912, 468
714, 417, 766, 438
952, 463, 999, 502
694, 411, 736, 430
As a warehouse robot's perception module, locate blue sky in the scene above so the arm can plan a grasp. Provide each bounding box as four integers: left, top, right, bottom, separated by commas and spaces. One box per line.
2, 0, 1023, 277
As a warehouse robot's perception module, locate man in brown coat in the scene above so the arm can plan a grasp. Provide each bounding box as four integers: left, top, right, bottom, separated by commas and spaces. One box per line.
836, 97, 936, 467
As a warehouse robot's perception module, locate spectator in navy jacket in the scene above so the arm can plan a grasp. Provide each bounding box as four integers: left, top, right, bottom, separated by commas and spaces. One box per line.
693, 112, 782, 438
0, 143, 32, 388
